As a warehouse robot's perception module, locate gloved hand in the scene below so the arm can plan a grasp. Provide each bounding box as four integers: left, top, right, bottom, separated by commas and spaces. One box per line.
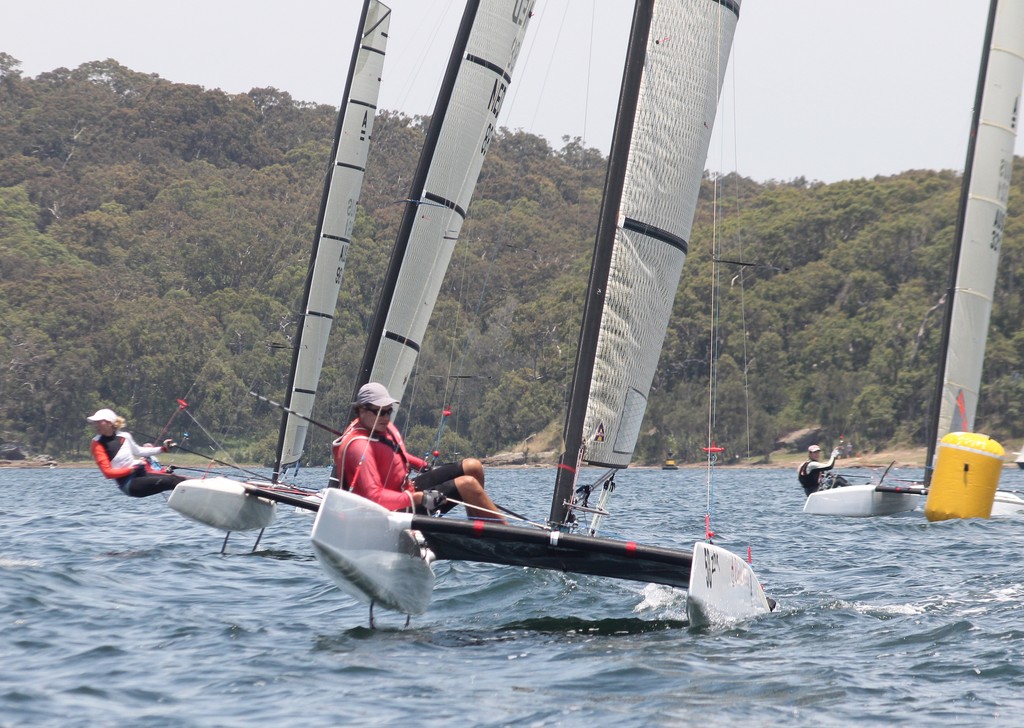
133, 463, 147, 477
162, 439, 178, 451
420, 489, 446, 514
831, 447, 841, 459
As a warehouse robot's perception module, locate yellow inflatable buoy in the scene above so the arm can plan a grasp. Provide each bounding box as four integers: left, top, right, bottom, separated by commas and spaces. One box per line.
924, 432, 1003, 521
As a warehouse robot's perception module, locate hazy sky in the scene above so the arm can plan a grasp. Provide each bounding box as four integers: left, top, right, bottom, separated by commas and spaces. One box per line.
3, 0, 1006, 183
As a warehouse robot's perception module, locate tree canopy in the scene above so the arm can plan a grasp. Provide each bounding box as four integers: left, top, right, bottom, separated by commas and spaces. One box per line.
2, 57, 1023, 467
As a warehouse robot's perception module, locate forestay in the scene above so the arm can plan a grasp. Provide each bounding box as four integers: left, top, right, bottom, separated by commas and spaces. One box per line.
275, 1, 391, 476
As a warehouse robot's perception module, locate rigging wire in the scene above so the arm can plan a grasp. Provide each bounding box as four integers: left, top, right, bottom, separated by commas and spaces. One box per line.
705, 6, 730, 542
177, 405, 258, 479
702, 8, 757, 559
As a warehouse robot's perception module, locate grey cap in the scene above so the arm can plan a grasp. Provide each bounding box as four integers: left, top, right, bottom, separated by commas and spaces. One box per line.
354, 382, 399, 408
808, 444, 821, 453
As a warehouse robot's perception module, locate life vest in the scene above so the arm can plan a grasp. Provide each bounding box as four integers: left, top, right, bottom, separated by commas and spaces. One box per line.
797, 460, 819, 494
331, 420, 422, 511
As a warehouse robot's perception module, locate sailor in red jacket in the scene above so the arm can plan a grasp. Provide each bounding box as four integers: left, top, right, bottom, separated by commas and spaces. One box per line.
88, 408, 186, 497
333, 383, 505, 522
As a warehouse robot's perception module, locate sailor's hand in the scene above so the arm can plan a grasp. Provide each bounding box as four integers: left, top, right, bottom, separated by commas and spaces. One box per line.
163, 439, 178, 452
831, 447, 841, 459
421, 489, 446, 514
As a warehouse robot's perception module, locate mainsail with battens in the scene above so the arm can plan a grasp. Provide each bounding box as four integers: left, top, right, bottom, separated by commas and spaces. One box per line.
803, 0, 1024, 518
355, 0, 534, 401
167, 1, 391, 534
274, 0, 391, 478
926, 0, 1024, 474
550, 0, 739, 527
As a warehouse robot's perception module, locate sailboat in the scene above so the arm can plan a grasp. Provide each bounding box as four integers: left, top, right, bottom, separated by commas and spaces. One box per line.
311, 0, 773, 625
310, 0, 537, 612
169, 0, 536, 547
166, 0, 393, 534
804, 0, 1024, 518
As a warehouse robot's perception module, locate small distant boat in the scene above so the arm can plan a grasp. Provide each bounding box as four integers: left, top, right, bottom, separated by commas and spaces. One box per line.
661, 452, 678, 470
804, 0, 1024, 518
1016, 449, 1024, 470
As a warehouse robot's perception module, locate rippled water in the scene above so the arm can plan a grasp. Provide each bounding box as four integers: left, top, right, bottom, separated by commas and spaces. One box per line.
3, 465, 1024, 726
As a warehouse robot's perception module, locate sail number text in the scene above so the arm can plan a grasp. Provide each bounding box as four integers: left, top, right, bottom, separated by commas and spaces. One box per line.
703, 548, 719, 589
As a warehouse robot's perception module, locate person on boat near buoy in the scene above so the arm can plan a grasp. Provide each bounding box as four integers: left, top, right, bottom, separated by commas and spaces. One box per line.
797, 444, 841, 496
87, 408, 185, 497
333, 383, 506, 523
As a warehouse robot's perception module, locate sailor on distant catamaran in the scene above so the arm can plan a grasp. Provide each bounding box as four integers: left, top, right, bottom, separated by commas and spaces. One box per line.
797, 444, 842, 496
333, 383, 505, 522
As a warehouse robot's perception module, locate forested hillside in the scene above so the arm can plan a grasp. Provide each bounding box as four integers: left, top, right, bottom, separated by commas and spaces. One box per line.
2, 55, 1023, 466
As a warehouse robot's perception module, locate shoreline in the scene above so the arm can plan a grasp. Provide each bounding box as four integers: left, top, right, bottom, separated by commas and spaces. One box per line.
5, 446, 1022, 471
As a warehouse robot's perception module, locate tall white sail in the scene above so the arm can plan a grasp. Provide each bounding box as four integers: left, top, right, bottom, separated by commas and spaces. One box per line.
551, 0, 740, 524
275, 1, 391, 476
933, 0, 1024, 452
584, 0, 739, 467
358, 0, 534, 401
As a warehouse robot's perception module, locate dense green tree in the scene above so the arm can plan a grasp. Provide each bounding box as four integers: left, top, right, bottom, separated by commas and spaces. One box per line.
2, 59, 1023, 468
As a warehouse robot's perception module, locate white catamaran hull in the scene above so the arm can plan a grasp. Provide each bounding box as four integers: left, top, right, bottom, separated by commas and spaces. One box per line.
803, 484, 923, 517
686, 542, 772, 627
310, 488, 434, 616
991, 490, 1024, 516
168, 477, 277, 532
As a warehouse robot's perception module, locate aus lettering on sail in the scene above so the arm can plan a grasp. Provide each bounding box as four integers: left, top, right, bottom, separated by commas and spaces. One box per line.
480, 0, 535, 156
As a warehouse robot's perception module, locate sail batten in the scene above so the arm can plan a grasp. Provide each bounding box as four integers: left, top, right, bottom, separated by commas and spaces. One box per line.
273, 0, 391, 478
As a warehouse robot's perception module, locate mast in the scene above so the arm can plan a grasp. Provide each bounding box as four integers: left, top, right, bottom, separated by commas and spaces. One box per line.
549, 0, 742, 527
550, 1, 654, 527
354, 0, 534, 404
924, 0, 1024, 483
272, 0, 390, 481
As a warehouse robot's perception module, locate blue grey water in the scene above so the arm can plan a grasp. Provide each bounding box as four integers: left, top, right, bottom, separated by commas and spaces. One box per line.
3, 465, 1024, 727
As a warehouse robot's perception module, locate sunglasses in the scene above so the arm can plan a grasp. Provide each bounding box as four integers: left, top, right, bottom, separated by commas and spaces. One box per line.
363, 405, 393, 416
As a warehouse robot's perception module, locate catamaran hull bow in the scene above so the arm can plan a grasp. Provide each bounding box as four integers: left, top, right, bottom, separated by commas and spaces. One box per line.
168, 477, 277, 532
311, 488, 434, 615
686, 542, 772, 626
